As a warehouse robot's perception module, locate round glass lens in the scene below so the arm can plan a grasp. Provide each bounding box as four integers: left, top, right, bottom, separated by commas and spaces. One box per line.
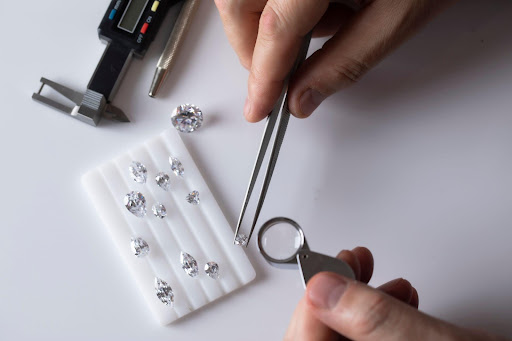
261, 222, 303, 261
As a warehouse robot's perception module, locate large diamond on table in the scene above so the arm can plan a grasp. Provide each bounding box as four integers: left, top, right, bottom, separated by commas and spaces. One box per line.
169, 157, 184, 177
124, 191, 147, 218
130, 237, 150, 257
180, 252, 199, 277
171, 104, 203, 133
129, 161, 147, 184
204, 262, 220, 279
155, 277, 174, 306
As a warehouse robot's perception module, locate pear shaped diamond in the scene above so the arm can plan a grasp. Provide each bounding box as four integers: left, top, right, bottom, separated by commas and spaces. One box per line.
186, 191, 200, 205
171, 104, 203, 133
155, 277, 174, 306
124, 191, 147, 217
152, 203, 167, 219
204, 262, 220, 279
130, 237, 150, 257
155, 172, 171, 191
169, 157, 184, 177
180, 252, 199, 277
129, 161, 147, 183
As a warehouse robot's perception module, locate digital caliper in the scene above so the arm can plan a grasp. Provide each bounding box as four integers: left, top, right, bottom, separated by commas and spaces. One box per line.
33, 0, 183, 126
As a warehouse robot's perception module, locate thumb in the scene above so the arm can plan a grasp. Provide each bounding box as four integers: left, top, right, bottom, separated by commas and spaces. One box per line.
306, 272, 461, 341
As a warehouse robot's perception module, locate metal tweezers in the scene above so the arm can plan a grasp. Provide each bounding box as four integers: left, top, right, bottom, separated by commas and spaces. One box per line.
234, 0, 363, 246
234, 32, 313, 246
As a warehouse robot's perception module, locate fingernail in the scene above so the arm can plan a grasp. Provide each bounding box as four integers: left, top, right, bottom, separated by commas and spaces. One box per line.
243, 97, 251, 118
308, 274, 348, 310
299, 89, 326, 117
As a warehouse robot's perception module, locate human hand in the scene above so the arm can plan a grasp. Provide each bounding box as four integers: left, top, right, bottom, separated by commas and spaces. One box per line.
214, 0, 456, 122
284, 247, 507, 341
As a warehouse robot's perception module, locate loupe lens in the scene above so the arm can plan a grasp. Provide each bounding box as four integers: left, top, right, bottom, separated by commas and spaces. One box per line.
260, 221, 303, 261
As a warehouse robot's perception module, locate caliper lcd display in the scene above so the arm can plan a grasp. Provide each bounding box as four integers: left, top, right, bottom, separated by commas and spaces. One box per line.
118, 0, 149, 33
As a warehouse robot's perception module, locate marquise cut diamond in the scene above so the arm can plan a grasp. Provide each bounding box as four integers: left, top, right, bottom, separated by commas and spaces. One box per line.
155, 277, 174, 306
169, 157, 184, 177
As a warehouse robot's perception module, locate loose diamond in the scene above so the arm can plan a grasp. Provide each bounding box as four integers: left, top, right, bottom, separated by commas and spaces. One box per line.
152, 203, 167, 218
155, 172, 171, 191
186, 191, 200, 205
234, 233, 248, 246
180, 252, 199, 277
204, 262, 220, 279
129, 161, 147, 184
169, 157, 184, 177
130, 237, 150, 257
124, 191, 147, 217
155, 277, 174, 306
171, 104, 203, 133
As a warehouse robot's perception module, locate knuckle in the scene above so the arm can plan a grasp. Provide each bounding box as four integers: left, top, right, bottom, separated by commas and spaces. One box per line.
259, 4, 289, 40
250, 64, 282, 89
352, 293, 393, 337
330, 56, 369, 87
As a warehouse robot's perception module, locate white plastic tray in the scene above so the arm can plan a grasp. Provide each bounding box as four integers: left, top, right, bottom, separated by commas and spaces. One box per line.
82, 129, 256, 324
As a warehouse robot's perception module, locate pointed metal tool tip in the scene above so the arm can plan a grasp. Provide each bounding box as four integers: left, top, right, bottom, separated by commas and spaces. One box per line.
148, 67, 167, 98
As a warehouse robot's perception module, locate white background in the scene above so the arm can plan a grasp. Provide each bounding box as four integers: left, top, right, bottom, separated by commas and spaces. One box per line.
1, 0, 511, 339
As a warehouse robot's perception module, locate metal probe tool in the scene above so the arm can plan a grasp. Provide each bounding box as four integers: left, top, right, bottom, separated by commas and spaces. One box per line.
149, 0, 200, 97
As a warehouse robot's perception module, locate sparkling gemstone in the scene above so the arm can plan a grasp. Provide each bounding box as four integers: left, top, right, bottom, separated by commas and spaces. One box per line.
129, 161, 147, 184
169, 157, 184, 177
155, 172, 171, 191
124, 191, 147, 217
152, 203, 167, 218
155, 277, 174, 306
171, 104, 203, 133
234, 233, 248, 246
186, 191, 200, 205
204, 262, 220, 279
180, 252, 199, 277
130, 237, 150, 257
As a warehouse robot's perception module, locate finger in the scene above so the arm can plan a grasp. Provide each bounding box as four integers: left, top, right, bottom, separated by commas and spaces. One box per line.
312, 3, 355, 38
377, 278, 414, 305
288, 0, 456, 118
284, 297, 338, 341
306, 272, 460, 340
410, 287, 419, 309
244, 0, 330, 122
214, 0, 266, 69
336, 250, 361, 280
352, 246, 374, 284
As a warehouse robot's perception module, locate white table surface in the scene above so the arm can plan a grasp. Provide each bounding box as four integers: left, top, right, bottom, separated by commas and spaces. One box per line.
1, 0, 511, 339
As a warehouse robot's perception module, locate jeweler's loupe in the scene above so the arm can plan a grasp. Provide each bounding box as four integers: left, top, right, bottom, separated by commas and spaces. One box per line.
257, 217, 355, 287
